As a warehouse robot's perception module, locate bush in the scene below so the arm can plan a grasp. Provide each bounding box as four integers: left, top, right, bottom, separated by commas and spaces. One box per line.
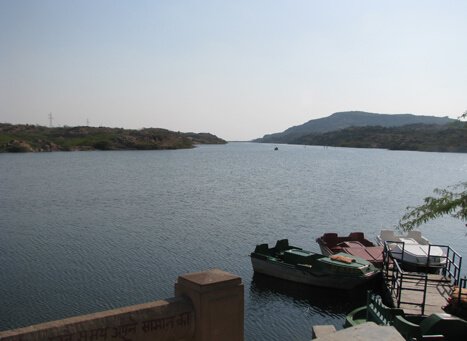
93, 140, 112, 150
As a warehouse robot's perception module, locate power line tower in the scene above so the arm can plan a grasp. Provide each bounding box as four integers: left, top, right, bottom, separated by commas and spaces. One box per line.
86, 118, 90, 126
48, 113, 54, 127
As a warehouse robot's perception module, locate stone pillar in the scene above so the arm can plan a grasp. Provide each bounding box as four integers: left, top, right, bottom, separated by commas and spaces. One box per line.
175, 269, 244, 341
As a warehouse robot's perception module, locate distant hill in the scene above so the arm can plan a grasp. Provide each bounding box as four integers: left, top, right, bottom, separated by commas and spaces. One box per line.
255, 111, 455, 143
0, 124, 226, 153
292, 124, 467, 153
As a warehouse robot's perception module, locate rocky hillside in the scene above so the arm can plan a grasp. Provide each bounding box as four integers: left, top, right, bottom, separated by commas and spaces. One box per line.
255, 111, 455, 143
0, 124, 226, 152
290, 123, 467, 153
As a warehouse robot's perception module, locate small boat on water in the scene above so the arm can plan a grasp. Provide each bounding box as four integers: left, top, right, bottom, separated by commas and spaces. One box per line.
316, 232, 384, 268
376, 229, 447, 271
345, 291, 467, 340
250, 239, 380, 290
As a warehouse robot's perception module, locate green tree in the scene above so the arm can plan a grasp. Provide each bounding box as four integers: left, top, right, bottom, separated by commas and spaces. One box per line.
398, 183, 467, 231
398, 110, 467, 231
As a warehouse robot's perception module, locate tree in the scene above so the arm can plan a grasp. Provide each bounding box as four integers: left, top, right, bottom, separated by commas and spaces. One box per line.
398, 182, 467, 231
398, 110, 467, 231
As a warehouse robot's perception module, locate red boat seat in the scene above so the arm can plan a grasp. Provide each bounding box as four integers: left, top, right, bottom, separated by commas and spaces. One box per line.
322, 233, 338, 246
349, 232, 364, 241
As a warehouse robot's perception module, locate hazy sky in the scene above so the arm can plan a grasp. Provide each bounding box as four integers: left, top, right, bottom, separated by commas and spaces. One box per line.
1, 0, 466, 140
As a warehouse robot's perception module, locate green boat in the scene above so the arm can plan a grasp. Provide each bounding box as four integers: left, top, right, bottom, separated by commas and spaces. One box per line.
250, 239, 380, 290
345, 291, 467, 340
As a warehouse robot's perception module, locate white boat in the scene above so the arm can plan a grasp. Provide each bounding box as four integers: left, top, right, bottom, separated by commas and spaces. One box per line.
376, 230, 447, 271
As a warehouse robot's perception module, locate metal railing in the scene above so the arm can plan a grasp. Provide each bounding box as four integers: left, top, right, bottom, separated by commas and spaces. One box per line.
383, 240, 462, 281
382, 242, 429, 315
382, 240, 464, 316
455, 276, 467, 306
443, 246, 463, 285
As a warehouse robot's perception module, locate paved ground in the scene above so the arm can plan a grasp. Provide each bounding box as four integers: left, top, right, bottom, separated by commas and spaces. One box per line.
312, 322, 404, 340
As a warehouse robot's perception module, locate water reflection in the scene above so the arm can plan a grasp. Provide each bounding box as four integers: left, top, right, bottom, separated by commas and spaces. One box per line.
250, 273, 370, 316
247, 272, 387, 340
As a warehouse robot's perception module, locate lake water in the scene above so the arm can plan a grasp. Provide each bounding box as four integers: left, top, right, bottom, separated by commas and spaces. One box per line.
1, 142, 466, 340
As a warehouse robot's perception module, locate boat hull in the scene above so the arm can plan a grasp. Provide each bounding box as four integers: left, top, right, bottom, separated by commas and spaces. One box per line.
388, 252, 446, 274
318, 244, 333, 256
251, 256, 376, 290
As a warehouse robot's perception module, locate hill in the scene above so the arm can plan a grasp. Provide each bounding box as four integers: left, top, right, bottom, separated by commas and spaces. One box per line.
255, 111, 455, 143
291, 123, 467, 153
0, 124, 226, 152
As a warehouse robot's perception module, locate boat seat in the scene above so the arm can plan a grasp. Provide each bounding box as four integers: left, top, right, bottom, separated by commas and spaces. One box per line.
322, 233, 338, 246
275, 239, 290, 251
407, 230, 422, 240
393, 315, 422, 340
349, 232, 364, 241
380, 230, 395, 242
406, 230, 431, 245
254, 244, 269, 255
420, 313, 467, 340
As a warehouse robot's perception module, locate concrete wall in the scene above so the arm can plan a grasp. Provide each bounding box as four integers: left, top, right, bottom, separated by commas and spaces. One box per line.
0, 269, 243, 341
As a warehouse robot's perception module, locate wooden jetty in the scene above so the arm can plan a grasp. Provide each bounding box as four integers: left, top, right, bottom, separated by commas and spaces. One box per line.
395, 274, 452, 315
382, 242, 463, 316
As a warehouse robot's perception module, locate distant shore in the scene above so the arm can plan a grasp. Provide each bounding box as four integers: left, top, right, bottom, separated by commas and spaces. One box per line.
0, 123, 226, 153
255, 124, 467, 153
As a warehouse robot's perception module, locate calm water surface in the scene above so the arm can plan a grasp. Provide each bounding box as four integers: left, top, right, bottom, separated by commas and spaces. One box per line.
1, 143, 466, 340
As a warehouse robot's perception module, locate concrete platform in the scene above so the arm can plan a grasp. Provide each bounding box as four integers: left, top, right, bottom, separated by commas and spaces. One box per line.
312, 322, 404, 340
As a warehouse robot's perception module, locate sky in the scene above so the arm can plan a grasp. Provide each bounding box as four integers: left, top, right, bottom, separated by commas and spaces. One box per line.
1, 0, 466, 141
